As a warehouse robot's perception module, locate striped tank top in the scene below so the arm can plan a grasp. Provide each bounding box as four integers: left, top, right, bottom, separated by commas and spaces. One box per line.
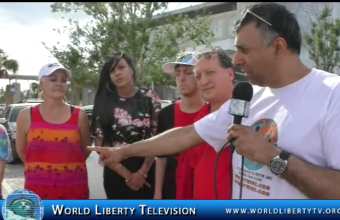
24, 105, 89, 199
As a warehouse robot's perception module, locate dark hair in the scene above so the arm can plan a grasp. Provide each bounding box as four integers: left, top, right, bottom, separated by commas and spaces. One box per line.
90, 52, 137, 146
234, 3, 301, 55
195, 46, 234, 69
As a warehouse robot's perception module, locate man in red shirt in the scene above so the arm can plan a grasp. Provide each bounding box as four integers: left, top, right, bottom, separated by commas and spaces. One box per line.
154, 52, 208, 199
191, 47, 234, 199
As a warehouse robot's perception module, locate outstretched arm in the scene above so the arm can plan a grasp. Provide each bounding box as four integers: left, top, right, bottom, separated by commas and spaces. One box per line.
88, 125, 204, 164
124, 100, 233, 158
124, 125, 203, 159
89, 100, 232, 164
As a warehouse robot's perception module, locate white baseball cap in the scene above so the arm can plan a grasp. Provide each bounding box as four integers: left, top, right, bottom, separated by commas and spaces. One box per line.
162, 52, 196, 74
38, 62, 71, 80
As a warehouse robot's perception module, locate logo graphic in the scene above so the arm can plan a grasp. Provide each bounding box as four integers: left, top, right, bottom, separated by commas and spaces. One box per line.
176, 52, 194, 63
2, 189, 44, 220
244, 118, 278, 170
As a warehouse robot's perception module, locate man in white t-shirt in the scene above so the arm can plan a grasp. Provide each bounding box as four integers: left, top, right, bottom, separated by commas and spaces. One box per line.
88, 3, 340, 199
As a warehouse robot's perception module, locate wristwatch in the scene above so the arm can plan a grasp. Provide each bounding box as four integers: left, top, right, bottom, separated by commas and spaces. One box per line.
269, 149, 291, 176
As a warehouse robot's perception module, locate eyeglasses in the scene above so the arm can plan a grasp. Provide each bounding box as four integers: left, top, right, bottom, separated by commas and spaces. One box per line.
103, 51, 124, 71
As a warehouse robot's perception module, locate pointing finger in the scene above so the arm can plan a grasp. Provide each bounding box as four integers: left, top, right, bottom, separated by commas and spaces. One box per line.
87, 146, 106, 152
99, 153, 106, 162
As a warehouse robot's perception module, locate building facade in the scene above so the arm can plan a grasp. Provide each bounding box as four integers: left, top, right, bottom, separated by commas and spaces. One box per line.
173, 2, 340, 75
155, 2, 340, 99
172, 2, 255, 83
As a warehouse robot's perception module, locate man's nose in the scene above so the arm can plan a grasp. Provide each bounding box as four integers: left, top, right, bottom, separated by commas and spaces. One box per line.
179, 73, 186, 82
200, 74, 209, 86
232, 51, 243, 67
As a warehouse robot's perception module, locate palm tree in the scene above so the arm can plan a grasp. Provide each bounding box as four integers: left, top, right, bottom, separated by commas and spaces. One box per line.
0, 48, 19, 78
30, 82, 39, 98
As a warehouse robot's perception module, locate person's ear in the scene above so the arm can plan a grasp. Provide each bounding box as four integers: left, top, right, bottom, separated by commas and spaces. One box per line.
227, 67, 234, 81
272, 37, 287, 59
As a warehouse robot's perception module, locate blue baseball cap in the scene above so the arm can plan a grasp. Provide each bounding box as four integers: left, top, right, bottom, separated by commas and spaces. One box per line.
162, 52, 196, 74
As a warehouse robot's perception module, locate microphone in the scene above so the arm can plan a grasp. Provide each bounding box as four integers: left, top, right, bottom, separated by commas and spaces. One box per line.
227, 82, 253, 200
228, 82, 254, 153
213, 82, 253, 200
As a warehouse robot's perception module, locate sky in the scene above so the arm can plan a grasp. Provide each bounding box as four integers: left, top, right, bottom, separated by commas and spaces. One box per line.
0, 2, 203, 90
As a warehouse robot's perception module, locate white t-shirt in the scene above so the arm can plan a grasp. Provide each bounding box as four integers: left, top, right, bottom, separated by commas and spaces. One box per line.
194, 68, 340, 199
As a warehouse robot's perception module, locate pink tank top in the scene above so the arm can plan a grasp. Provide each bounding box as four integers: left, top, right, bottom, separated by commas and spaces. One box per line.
24, 105, 89, 199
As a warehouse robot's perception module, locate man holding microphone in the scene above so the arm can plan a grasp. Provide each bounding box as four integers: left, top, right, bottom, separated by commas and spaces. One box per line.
90, 3, 340, 199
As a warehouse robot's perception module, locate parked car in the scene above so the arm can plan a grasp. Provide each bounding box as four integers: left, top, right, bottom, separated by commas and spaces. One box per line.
0, 103, 40, 164
0, 106, 4, 116
160, 100, 173, 108
81, 105, 93, 125
18, 99, 44, 104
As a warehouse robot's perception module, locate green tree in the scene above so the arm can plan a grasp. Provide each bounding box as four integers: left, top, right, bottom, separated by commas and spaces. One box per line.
30, 82, 39, 98
0, 49, 19, 77
304, 6, 340, 73
46, 2, 214, 87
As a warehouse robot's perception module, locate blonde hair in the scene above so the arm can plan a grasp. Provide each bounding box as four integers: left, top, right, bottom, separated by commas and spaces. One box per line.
38, 91, 44, 99
39, 76, 46, 82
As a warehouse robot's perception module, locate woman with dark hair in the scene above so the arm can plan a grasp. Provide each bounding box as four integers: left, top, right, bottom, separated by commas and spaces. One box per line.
91, 51, 161, 199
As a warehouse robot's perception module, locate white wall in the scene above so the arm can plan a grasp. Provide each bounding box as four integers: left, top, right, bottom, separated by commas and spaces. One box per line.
211, 39, 234, 50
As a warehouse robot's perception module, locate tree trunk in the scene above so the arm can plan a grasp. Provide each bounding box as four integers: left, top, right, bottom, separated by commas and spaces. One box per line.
70, 81, 80, 105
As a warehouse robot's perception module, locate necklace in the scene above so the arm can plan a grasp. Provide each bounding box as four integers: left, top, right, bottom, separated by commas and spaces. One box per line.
118, 87, 138, 101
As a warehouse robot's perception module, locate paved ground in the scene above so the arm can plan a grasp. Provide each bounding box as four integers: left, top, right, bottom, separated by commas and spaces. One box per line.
2, 152, 106, 199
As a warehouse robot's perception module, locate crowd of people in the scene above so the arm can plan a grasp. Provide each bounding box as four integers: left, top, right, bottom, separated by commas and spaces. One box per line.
0, 2, 339, 200
88, 2, 340, 199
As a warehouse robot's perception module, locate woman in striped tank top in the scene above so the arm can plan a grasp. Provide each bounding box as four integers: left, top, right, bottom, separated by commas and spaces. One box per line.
15, 62, 91, 199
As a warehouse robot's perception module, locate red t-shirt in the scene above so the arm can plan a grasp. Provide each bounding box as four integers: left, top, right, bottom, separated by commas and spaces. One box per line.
174, 101, 210, 199
191, 104, 232, 199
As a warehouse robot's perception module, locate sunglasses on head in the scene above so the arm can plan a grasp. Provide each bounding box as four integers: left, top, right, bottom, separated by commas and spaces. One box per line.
103, 52, 124, 71
245, 9, 273, 27
241, 8, 281, 42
